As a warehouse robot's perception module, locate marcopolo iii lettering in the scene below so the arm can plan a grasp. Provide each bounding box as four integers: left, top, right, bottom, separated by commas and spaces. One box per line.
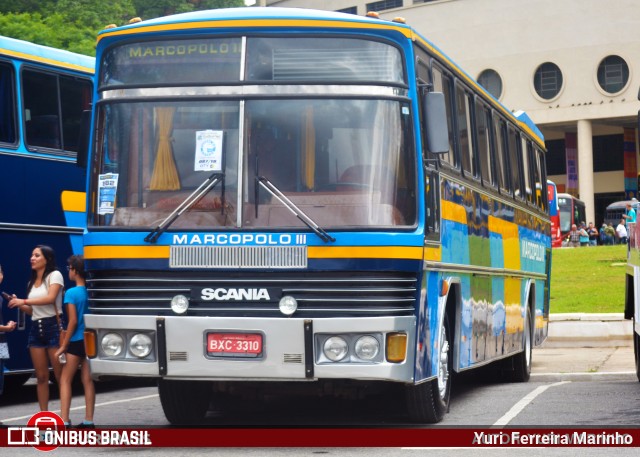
195, 287, 280, 302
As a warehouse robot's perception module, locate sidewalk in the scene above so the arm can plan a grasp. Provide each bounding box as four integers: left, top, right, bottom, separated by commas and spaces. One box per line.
544, 313, 633, 348
531, 313, 637, 380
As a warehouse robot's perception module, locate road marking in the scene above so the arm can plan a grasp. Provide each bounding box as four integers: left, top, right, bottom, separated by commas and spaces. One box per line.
491, 381, 570, 428
0, 393, 159, 423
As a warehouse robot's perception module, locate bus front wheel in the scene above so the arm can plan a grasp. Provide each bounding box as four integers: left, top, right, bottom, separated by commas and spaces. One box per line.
404, 315, 452, 423
158, 379, 211, 425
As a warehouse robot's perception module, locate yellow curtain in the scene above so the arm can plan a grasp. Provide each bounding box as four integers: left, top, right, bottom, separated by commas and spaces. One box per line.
303, 107, 315, 190
149, 107, 180, 191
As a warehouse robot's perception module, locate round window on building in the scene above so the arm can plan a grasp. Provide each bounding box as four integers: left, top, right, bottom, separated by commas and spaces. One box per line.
597, 55, 629, 94
534, 62, 563, 100
477, 69, 503, 99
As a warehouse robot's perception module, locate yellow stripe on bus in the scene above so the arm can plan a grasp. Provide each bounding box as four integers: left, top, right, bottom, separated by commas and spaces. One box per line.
84, 245, 423, 260
0, 48, 94, 74
423, 245, 442, 262
98, 19, 413, 43
61, 191, 86, 213
441, 200, 467, 225
84, 245, 170, 259
308, 246, 423, 259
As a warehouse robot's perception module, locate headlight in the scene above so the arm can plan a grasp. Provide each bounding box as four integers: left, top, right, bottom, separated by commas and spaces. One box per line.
129, 333, 153, 358
354, 336, 380, 360
323, 336, 348, 362
101, 332, 124, 357
279, 295, 298, 316
171, 294, 189, 314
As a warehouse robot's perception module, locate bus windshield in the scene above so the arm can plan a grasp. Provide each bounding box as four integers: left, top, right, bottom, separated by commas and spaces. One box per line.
91, 97, 415, 229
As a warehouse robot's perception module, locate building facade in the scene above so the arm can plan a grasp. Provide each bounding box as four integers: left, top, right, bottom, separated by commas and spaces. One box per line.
258, 0, 640, 225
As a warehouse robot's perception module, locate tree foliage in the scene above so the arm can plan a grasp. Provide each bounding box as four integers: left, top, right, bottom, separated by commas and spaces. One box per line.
0, 0, 245, 56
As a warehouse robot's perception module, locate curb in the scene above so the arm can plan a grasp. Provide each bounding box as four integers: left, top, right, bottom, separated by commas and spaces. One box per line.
545, 313, 632, 347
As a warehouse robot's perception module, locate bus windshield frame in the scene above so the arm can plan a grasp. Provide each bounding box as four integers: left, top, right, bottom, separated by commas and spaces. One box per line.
89, 35, 417, 231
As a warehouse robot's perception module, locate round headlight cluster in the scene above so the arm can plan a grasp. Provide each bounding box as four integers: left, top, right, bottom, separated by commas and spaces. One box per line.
323, 336, 348, 361
171, 294, 189, 314
101, 332, 124, 357
129, 333, 153, 358
354, 336, 380, 360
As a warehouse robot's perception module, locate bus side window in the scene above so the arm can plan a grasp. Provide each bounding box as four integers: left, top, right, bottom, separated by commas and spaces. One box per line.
474, 99, 492, 187
456, 84, 474, 178
507, 125, 522, 200
535, 147, 548, 212
0, 61, 17, 145
425, 168, 440, 240
431, 65, 456, 169
521, 136, 534, 205
493, 116, 510, 194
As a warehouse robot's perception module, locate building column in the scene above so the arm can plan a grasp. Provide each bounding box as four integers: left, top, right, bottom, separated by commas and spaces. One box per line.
577, 119, 595, 224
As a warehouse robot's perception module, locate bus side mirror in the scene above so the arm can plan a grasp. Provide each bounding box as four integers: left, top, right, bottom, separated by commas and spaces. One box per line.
423, 91, 449, 154
76, 110, 91, 169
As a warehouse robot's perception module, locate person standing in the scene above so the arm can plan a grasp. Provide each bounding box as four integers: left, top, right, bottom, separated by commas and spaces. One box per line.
616, 218, 628, 244
587, 222, 599, 246
55, 255, 95, 429
578, 223, 590, 247
0, 263, 18, 421
567, 224, 581, 247
604, 223, 616, 245
8, 245, 64, 412
623, 202, 637, 224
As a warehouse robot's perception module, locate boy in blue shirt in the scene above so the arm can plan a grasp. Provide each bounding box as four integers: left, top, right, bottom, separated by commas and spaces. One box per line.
55, 255, 95, 429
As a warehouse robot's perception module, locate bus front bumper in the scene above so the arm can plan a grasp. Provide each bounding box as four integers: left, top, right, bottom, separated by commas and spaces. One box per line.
84, 315, 417, 383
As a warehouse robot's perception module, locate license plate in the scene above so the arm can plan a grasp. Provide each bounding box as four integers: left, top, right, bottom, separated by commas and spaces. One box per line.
207, 333, 263, 358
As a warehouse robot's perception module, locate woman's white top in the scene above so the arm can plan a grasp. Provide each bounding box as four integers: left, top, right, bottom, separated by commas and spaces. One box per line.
28, 270, 64, 321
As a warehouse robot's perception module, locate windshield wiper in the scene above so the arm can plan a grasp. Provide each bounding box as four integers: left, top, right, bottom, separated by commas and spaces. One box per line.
144, 172, 224, 243
256, 176, 335, 243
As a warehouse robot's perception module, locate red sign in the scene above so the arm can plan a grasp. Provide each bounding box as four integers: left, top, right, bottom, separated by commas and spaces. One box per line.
207, 333, 262, 357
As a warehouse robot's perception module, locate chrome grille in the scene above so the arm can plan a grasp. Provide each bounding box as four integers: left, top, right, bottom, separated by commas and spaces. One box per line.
170, 245, 307, 269
87, 270, 418, 318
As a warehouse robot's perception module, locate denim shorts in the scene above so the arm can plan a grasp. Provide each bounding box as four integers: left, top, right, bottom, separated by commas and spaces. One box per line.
66, 339, 86, 358
28, 316, 63, 349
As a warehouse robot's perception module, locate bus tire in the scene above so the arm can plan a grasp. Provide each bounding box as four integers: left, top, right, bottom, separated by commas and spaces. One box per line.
634, 317, 640, 383
158, 379, 210, 425
508, 307, 532, 383
405, 315, 451, 423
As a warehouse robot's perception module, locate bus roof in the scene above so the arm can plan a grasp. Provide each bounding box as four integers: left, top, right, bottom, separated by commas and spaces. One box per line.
96, 7, 544, 147
0, 35, 94, 74
557, 193, 585, 204
606, 199, 637, 210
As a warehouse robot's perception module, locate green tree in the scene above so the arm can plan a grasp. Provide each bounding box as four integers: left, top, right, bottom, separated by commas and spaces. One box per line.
0, 0, 246, 55
133, 0, 243, 21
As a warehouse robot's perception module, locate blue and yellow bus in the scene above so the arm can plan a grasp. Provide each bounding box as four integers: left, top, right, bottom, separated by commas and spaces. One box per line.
82, 7, 550, 424
0, 35, 94, 387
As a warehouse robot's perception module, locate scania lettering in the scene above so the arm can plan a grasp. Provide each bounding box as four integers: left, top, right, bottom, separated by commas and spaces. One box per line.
82, 7, 550, 425
201, 288, 271, 301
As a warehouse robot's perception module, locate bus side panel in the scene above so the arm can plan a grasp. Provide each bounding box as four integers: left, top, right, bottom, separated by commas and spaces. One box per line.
436, 177, 549, 373
0, 153, 85, 375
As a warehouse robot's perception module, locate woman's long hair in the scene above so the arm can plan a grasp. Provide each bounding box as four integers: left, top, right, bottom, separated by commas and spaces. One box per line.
27, 245, 58, 295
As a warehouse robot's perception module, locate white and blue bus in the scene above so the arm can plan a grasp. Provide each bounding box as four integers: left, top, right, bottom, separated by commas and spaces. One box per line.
0, 35, 94, 388
82, 7, 550, 424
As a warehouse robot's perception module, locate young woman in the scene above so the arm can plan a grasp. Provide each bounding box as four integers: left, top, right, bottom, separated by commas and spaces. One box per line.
8, 245, 64, 412
55, 255, 95, 428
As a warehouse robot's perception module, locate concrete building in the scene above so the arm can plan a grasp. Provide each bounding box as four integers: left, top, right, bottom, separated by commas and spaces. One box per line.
253, 0, 640, 225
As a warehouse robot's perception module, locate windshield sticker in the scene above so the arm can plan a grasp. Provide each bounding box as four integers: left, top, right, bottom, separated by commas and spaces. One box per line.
195, 130, 223, 172
97, 173, 119, 215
